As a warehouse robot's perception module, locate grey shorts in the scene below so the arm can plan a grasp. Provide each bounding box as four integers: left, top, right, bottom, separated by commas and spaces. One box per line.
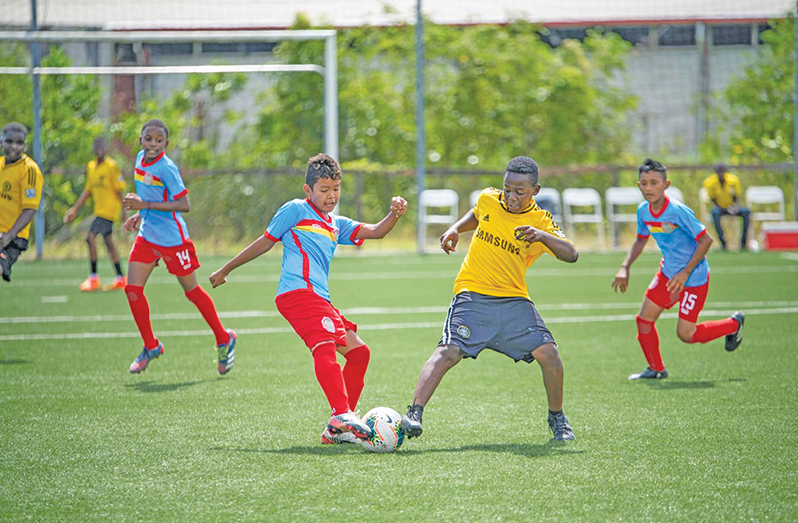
439, 291, 556, 363
89, 217, 114, 237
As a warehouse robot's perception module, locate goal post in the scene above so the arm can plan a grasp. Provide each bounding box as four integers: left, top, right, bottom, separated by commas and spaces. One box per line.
0, 29, 338, 257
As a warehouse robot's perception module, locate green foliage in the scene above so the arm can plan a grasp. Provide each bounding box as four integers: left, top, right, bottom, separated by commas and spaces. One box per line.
702, 15, 796, 164
241, 17, 636, 172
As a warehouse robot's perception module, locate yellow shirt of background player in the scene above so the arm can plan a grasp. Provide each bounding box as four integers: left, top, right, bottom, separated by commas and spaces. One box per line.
453, 188, 571, 299
86, 156, 125, 221
703, 172, 742, 209
0, 154, 43, 240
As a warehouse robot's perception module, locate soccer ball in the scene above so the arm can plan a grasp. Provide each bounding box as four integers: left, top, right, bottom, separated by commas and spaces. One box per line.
361, 407, 405, 453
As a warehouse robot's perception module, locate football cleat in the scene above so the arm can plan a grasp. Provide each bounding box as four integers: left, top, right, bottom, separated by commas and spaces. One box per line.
725, 311, 745, 352
129, 343, 164, 373
79, 275, 100, 292
327, 412, 373, 442
217, 329, 237, 375
628, 367, 669, 380
103, 275, 127, 291
321, 427, 360, 445
548, 411, 575, 441
401, 404, 424, 438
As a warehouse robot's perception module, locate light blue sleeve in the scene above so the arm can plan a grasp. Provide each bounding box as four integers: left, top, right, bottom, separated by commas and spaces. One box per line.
636, 203, 650, 237
335, 215, 364, 246
163, 161, 187, 199
675, 202, 706, 239
265, 200, 302, 240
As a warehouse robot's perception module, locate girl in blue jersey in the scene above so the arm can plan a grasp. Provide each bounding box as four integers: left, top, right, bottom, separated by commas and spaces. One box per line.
122, 119, 236, 375
612, 158, 744, 380
210, 153, 407, 444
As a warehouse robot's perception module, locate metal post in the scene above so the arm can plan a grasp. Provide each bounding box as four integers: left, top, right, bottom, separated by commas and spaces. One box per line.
324, 34, 338, 162
794, 3, 798, 219
415, 0, 427, 254
30, 0, 45, 259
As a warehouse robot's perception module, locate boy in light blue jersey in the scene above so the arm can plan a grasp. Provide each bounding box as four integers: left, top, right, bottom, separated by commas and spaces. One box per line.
122, 119, 236, 375
210, 153, 407, 445
612, 158, 745, 380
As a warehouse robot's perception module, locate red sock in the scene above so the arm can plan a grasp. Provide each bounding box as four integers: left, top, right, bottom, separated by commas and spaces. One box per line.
342, 344, 370, 412
185, 285, 229, 346
636, 316, 664, 372
125, 285, 158, 350
687, 317, 738, 344
312, 342, 350, 416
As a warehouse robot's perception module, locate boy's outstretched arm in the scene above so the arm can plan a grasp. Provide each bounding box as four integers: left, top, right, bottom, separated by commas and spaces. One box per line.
209, 235, 277, 288
63, 190, 91, 223
0, 209, 36, 250
440, 210, 479, 254
355, 196, 408, 240
612, 235, 649, 294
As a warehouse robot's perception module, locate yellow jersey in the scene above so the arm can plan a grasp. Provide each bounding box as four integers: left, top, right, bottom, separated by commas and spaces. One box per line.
703, 172, 742, 209
86, 157, 125, 221
453, 188, 572, 299
0, 154, 43, 240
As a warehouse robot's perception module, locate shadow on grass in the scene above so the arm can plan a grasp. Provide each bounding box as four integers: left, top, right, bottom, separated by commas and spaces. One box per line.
125, 379, 213, 393
0, 359, 30, 365
211, 441, 584, 458
642, 378, 747, 390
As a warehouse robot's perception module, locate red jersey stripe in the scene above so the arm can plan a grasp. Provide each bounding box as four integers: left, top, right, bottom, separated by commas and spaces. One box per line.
290, 229, 313, 292
141, 151, 165, 168
264, 231, 280, 242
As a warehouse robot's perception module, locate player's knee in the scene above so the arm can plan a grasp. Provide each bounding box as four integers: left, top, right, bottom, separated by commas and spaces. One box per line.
677, 327, 695, 343
532, 343, 561, 367
636, 315, 654, 335
433, 344, 462, 366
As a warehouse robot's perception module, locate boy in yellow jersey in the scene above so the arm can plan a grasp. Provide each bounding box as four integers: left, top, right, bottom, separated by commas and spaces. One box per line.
64, 137, 127, 291
402, 156, 579, 442
0, 123, 44, 283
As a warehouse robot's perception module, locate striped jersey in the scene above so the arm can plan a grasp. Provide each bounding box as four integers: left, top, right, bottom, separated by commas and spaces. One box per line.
0, 154, 43, 240
264, 198, 364, 301
636, 196, 709, 286
453, 188, 572, 299
133, 150, 189, 247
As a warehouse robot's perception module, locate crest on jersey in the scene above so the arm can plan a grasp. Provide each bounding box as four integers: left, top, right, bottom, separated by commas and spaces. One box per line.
144, 172, 153, 185
321, 317, 336, 333
661, 222, 675, 233
25, 188, 36, 199
456, 325, 471, 339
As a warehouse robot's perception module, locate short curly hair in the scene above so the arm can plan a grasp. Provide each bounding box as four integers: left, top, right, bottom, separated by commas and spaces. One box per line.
306, 153, 342, 188
141, 119, 169, 138
2, 122, 28, 138
505, 156, 539, 185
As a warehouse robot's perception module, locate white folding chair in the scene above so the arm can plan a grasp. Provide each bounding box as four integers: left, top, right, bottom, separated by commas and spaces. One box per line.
419, 189, 460, 253
562, 188, 606, 250
534, 187, 563, 225
746, 186, 785, 224
605, 187, 643, 249
469, 189, 482, 208
665, 186, 684, 203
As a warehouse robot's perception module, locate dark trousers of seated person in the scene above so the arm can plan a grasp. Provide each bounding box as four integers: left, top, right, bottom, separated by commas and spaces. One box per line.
711, 206, 750, 249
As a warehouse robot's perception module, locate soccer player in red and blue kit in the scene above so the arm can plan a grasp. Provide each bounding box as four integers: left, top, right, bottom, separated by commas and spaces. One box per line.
122, 119, 236, 375
209, 153, 407, 444
612, 158, 744, 380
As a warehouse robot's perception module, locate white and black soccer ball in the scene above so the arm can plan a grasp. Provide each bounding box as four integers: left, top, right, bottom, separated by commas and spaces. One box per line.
361, 407, 405, 453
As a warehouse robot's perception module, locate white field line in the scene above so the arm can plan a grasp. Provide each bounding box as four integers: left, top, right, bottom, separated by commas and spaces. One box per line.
13, 263, 798, 287
1, 306, 796, 342
4, 301, 798, 325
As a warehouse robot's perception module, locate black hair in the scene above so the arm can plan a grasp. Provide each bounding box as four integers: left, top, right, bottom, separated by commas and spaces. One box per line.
141, 119, 169, 138
715, 163, 727, 175
638, 158, 667, 180
505, 156, 539, 185
306, 153, 342, 187
2, 122, 28, 138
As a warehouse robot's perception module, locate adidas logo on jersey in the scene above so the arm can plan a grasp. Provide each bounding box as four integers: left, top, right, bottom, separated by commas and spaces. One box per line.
483, 214, 490, 222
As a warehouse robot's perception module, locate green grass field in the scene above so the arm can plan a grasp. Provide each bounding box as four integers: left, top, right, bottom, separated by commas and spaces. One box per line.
1, 249, 797, 522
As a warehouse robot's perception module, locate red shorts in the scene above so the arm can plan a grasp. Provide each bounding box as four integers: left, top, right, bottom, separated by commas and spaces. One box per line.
275, 289, 357, 350
644, 269, 709, 323
129, 236, 200, 277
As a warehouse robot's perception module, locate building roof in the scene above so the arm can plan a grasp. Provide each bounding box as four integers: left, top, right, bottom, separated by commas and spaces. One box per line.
1, 0, 793, 30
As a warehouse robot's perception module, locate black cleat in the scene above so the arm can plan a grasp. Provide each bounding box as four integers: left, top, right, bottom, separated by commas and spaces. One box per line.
402, 404, 424, 438
725, 311, 745, 352
628, 366, 669, 380
548, 411, 575, 441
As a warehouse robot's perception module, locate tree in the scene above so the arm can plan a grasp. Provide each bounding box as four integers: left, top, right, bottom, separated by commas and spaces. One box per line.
702, 15, 795, 164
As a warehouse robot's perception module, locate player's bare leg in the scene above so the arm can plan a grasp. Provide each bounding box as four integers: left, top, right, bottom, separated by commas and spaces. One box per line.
80, 232, 101, 291
532, 342, 574, 441
102, 234, 127, 290
402, 343, 464, 438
